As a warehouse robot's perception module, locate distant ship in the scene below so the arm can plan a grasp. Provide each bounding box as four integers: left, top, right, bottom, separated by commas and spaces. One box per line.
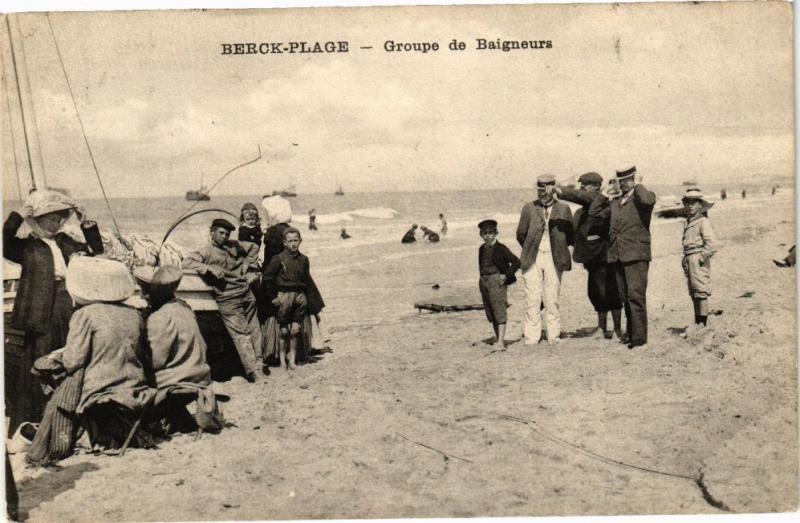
335, 184, 344, 196
272, 184, 297, 198
186, 173, 210, 201
682, 180, 698, 186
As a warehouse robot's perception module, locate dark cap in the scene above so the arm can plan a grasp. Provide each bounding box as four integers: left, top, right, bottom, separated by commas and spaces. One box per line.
536, 174, 556, 187
478, 219, 498, 231
615, 166, 637, 179
211, 218, 235, 232
578, 172, 603, 185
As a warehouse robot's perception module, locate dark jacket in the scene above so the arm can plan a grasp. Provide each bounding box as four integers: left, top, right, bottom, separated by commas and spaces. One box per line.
259, 223, 325, 316
587, 184, 656, 263
516, 200, 574, 272
3, 211, 104, 334
558, 186, 610, 266
478, 241, 521, 286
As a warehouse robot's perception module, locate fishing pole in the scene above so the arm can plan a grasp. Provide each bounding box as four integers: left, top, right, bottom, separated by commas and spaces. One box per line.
156, 208, 238, 264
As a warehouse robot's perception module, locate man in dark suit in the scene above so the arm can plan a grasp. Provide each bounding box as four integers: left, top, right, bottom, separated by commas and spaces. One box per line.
555, 172, 623, 340
516, 174, 574, 345
588, 166, 656, 349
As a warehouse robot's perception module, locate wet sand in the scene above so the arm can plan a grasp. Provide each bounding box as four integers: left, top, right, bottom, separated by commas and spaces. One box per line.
12, 193, 798, 521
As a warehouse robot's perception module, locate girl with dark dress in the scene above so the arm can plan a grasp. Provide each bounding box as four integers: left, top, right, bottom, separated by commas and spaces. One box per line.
2, 189, 104, 434
237, 202, 263, 247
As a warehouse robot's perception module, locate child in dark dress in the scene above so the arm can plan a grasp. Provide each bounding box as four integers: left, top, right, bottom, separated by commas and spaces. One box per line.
238, 202, 263, 247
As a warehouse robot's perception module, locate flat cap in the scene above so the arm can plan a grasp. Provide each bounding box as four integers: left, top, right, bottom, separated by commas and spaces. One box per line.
578, 172, 603, 185
211, 218, 236, 231
478, 219, 498, 231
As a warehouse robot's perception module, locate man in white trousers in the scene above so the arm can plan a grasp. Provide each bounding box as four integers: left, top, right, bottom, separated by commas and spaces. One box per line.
516, 174, 574, 344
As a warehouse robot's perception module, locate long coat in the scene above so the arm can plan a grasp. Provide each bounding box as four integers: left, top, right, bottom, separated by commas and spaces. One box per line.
588, 184, 656, 263
516, 200, 574, 272
558, 187, 610, 266
3, 211, 104, 334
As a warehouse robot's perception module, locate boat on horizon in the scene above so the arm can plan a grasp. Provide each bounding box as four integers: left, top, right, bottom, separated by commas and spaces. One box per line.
186, 173, 211, 201
272, 183, 297, 198
335, 183, 344, 196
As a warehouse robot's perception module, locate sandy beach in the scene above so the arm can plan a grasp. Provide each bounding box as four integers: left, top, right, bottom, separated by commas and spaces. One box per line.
9, 190, 796, 521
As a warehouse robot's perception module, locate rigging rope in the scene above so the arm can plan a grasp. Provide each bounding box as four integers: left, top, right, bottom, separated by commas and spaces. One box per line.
45, 13, 122, 237
4, 16, 36, 192
2, 67, 24, 202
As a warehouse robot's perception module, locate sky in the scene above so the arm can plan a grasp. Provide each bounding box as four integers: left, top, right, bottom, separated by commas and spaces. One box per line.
1, 2, 794, 199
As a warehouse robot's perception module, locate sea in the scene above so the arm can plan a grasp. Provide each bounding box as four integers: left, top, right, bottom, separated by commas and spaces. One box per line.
3, 183, 793, 327
3, 182, 789, 253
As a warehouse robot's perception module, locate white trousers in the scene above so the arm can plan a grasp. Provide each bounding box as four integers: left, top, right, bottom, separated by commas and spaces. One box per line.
522, 252, 563, 343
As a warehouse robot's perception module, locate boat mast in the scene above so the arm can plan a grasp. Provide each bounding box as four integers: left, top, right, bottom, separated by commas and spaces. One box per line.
13, 15, 47, 188
4, 15, 38, 192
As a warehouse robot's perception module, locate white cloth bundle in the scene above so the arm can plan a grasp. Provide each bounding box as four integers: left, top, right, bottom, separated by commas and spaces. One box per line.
261, 195, 293, 227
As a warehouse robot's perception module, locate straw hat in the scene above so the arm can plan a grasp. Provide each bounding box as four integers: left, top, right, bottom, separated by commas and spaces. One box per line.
66, 257, 135, 305
681, 187, 714, 208
615, 166, 637, 180
536, 174, 556, 187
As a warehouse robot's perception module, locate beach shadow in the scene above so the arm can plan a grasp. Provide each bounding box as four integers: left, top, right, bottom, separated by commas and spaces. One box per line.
16, 461, 100, 520
667, 326, 687, 336
299, 347, 333, 366
561, 327, 600, 339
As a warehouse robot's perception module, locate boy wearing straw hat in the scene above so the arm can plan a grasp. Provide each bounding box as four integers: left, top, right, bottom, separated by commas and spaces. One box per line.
681, 188, 717, 329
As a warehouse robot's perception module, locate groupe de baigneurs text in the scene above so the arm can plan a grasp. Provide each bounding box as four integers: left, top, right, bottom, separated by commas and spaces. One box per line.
220, 38, 553, 55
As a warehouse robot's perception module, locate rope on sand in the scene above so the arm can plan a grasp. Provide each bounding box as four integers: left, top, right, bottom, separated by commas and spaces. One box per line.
496, 413, 695, 480
395, 432, 473, 463
494, 412, 732, 512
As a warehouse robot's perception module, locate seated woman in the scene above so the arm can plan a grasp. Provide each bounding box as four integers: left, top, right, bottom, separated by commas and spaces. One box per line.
135, 265, 221, 434
61, 257, 156, 451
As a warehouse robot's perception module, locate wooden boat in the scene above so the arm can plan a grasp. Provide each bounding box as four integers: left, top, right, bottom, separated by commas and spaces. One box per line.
4, 257, 244, 381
